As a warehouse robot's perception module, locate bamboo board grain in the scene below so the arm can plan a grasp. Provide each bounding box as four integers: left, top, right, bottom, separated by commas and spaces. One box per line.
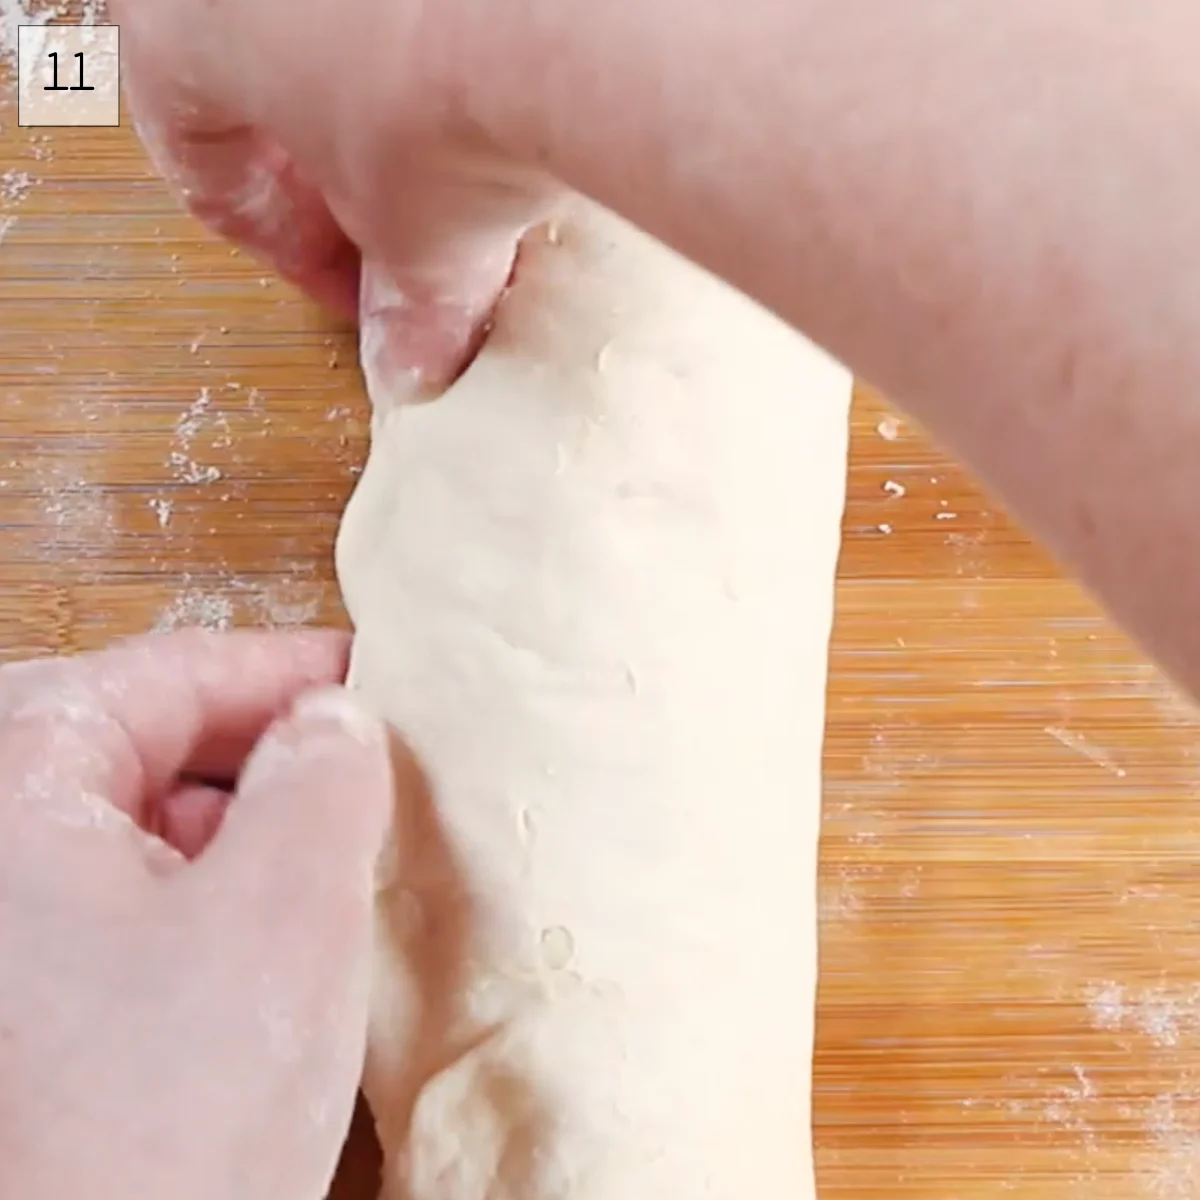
5, 69, 1200, 1200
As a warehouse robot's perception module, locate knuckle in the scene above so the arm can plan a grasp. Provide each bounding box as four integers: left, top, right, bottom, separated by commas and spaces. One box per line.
0, 657, 92, 720
0, 657, 135, 778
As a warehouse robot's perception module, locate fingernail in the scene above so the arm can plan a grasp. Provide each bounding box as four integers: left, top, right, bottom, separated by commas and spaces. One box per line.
291, 686, 385, 747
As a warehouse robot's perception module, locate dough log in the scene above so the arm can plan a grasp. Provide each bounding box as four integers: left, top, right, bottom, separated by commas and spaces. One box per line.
337, 199, 851, 1199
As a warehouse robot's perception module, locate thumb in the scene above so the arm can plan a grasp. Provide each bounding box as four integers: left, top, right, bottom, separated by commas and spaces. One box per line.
195, 686, 395, 932
178, 687, 399, 1199
359, 244, 517, 408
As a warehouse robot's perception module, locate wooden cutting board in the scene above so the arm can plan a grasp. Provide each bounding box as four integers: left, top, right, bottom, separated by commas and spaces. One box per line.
4, 82, 1200, 1200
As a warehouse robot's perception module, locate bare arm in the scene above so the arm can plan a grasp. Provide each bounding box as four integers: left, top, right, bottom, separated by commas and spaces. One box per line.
120, 0, 1200, 693
465, 0, 1200, 693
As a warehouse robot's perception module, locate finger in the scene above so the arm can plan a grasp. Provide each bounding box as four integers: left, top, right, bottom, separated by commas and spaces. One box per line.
155, 782, 231, 860
191, 686, 395, 937
0, 630, 350, 828
126, 75, 360, 318
354, 166, 567, 404
359, 248, 517, 407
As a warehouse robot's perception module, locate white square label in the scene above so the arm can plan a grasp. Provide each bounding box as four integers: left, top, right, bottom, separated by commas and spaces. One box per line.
17, 24, 120, 128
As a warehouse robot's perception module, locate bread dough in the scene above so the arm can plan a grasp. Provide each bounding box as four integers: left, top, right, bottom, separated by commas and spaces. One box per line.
337, 198, 851, 1199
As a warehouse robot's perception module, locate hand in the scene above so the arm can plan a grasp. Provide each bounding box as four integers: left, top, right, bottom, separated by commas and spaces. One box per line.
112, 0, 552, 398
0, 630, 394, 1200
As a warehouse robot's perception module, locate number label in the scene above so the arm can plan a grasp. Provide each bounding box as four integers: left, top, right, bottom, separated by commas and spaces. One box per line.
43, 51, 97, 92
18, 25, 119, 128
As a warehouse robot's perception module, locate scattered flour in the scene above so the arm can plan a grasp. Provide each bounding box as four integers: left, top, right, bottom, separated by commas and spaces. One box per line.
251, 587, 322, 628
1000, 1063, 1100, 1154
1141, 1093, 1200, 1200
153, 589, 234, 634
1085, 981, 1200, 1050
236, 571, 326, 629
145, 383, 332, 634
1080, 981, 1200, 1197
876, 415, 901, 441
167, 387, 230, 486
0, 169, 34, 205
0, 0, 106, 68
818, 861, 891, 924
950, 971, 1200, 1197
151, 571, 325, 635
175, 388, 214, 444
148, 496, 172, 529
37, 461, 114, 538
1087, 982, 1127, 1032
167, 452, 222, 486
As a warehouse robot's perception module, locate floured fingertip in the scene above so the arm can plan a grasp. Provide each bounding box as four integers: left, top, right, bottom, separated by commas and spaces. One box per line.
291, 686, 386, 747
